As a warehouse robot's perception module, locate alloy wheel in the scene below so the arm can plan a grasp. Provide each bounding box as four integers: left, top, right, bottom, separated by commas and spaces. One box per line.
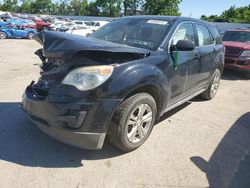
0, 32, 6, 39
210, 71, 221, 97
126, 104, 153, 143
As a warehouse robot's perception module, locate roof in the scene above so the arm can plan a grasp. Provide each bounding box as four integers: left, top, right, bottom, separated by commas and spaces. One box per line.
226, 29, 250, 32
119, 15, 213, 26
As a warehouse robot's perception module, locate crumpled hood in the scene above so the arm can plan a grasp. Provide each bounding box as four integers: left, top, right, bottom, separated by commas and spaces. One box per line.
34, 31, 150, 60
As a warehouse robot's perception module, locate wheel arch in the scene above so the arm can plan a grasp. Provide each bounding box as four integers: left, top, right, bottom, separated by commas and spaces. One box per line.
117, 84, 164, 120
217, 62, 224, 74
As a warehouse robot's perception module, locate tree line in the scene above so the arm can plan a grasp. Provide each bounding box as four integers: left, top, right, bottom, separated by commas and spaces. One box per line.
201, 5, 250, 23
1, 0, 249, 24
0, 0, 182, 17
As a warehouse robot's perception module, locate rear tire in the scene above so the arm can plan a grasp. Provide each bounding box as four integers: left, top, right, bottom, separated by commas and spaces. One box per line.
201, 69, 221, 100
108, 93, 157, 152
0, 31, 7, 39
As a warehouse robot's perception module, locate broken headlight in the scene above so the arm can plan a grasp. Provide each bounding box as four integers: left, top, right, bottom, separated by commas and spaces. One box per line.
62, 66, 114, 91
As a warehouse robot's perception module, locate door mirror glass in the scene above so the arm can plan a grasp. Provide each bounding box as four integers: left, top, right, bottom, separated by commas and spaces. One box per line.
171, 40, 195, 52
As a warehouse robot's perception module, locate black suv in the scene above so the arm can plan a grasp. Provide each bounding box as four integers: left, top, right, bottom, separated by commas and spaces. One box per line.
22, 16, 224, 151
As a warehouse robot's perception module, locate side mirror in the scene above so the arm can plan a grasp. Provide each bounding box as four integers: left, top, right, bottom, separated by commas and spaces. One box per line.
170, 40, 195, 52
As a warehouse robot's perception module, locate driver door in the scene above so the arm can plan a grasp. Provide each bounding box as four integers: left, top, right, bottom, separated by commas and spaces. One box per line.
11, 26, 26, 38
168, 23, 199, 104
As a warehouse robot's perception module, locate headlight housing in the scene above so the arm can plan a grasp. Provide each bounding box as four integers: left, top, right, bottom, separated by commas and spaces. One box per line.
241, 50, 250, 57
62, 65, 114, 91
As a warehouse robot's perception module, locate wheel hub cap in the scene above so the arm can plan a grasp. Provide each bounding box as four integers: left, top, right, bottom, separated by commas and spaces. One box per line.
211, 72, 220, 96
126, 104, 153, 143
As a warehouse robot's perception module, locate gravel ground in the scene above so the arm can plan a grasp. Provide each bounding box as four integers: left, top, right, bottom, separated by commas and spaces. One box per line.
0, 39, 249, 188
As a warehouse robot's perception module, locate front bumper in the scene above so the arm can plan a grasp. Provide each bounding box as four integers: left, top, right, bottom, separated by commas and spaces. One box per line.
224, 56, 250, 73
21, 84, 121, 150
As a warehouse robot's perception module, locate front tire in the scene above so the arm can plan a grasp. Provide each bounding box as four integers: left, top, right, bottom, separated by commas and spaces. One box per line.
27, 32, 34, 40
108, 93, 157, 152
201, 69, 221, 100
0, 31, 7, 39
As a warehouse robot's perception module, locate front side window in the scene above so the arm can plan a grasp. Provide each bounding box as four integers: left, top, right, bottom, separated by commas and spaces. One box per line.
196, 24, 214, 46
172, 23, 195, 45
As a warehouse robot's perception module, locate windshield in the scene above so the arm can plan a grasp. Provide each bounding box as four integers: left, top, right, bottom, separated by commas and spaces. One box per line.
222, 31, 250, 42
91, 18, 170, 50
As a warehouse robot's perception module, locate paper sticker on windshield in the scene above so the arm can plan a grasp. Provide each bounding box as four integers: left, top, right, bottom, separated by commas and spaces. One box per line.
147, 20, 168, 25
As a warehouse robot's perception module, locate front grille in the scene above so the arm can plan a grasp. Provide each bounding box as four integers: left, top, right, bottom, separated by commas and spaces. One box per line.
41, 71, 65, 83
225, 47, 243, 57
225, 59, 235, 64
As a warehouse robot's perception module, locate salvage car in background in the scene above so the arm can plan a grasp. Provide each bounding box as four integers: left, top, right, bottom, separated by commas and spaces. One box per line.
0, 25, 36, 39
66, 25, 94, 36
222, 29, 250, 78
7, 18, 37, 30
84, 20, 109, 31
28, 17, 50, 31
92, 20, 109, 30
21, 16, 224, 151
49, 22, 76, 31
0, 21, 7, 28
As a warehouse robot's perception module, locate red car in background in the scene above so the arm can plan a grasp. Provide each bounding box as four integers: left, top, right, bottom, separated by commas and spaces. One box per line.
28, 17, 50, 31
222, 29, 250, 78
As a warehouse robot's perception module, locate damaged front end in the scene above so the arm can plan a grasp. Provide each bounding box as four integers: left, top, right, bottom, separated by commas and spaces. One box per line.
21, 31, 150, 149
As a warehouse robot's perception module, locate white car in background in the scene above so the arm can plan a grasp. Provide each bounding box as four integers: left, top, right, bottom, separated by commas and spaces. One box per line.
49, 22, 63, 31
84, 21, 109, 31
72, 20, 90, 27
92, 21, 109, 29
66, 25, 94, 37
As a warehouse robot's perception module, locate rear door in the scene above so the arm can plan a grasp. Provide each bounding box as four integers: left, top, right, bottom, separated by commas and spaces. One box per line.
187, 24, 216, 91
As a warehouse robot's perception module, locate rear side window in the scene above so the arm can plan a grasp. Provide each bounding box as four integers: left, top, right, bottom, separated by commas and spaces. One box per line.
172, 23, 195, 45
196, 24, 214, 46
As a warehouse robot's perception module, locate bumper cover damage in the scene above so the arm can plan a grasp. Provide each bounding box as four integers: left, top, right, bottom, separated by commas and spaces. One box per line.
22, 31, 146, 149
21, 83, 119, 149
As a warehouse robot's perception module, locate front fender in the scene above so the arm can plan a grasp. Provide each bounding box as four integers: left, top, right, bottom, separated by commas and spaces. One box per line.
107, 61, 168, 104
